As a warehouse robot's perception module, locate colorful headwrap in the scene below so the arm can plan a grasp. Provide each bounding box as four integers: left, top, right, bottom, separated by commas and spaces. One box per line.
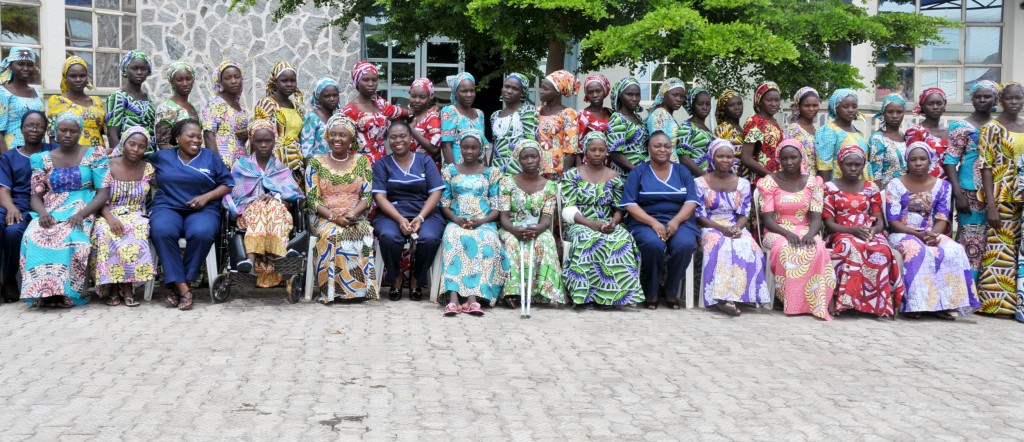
652, 77, 686, 107
53, 111, 85, 132
506, 73, 531, 99
512, 139, 550, 170
913, 87, 946, 116
0, 47, 36, 84
248, 118, 279, 141
705, 138, 738, 172
753, 81, 781, 113
120, 125, 151, 146
972, 80, 1001, 97
827, 88, 858, 119
351, 61, 379, 84
544, 70, 581, 98
310, 76, 340, 109
611, 77, 642, 113
213, 60, 245, 99
873, 93, 906, 126
904, 140, 936, 170
715, 90, 740, 123
790, 86, 819, 121
265, 61, 303, 105
1000, 82, 1023, 96
410, 77, 434, 98
458, 128, 486, 155
837, 143, 866, 163
683, 86, 709, 115
60, 55, 93, 94
164, 61, 195, 83
581, 131, 608, 150
583, 74, 611, 103
119, 50, 152, 78
324, 113, 357, 142
777, 138, 807, 166
446, 72, 476, 93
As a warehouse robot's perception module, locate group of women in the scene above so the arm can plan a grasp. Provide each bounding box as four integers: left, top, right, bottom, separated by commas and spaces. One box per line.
0, 45, 1021, 323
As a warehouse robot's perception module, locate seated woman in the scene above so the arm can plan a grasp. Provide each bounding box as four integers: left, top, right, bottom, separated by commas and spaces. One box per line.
149, 119, 233, 311
306, 115, 376, 304
562, 132, 642, 308
756, 138, 836, 320
885, 142, 979, 319
823, 144, 904, 318
694, 138, 769, 316
439, 130, 504, 316
372, 121, 445, 301
619, 131, 699, 310
20, 113, 109, 308
0, 111, 52, 302
225, 119, 302, 288
498, 140, 563, 307
92, 126, 156, 307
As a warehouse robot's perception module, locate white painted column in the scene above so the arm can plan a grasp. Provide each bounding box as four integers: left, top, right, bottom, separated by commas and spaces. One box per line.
38, 1, 65, 94
1007, 2, 1023, 82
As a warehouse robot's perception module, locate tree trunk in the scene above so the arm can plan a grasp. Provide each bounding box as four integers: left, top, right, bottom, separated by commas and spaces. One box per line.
546, 37, 565, 74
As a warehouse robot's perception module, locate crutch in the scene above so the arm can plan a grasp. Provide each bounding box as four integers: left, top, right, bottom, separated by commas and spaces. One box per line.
520, 238, 534, 319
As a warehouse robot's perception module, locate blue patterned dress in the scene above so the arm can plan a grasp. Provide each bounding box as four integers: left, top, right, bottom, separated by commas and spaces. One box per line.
440, 165, 505, 302
0, 86, 43, 149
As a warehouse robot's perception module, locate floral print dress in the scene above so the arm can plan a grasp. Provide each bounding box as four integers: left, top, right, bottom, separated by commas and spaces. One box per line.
742, 115, 784, 180
201, 96, 249, 168
155, 99, 197, 149
47, 95, 106, 149
0, 86, 43, 149
867, 131, 906, 188
497, 177, 563, 304
678, 120, 714, 172
342, 97, 409, 164
439, 105, 488, 164
695, 176, 768, 307
92, 163, 156, 290
783, 122, 817, 176
946, 119, 986, 278
412, 108, 443, 169
440, 165, 505, 302
535, 106, 579, 176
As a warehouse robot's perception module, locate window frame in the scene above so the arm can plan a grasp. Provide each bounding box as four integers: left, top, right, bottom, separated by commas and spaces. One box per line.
361, 19, 464, 107
0, 0, 43, 85
64, 0, 138, 91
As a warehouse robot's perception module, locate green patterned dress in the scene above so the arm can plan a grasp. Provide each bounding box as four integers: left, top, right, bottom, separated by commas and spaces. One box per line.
498, 177, 564, 304
561, 168, 643, 305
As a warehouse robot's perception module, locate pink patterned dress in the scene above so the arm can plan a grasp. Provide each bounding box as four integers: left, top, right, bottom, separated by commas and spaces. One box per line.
92, 163, 156, 290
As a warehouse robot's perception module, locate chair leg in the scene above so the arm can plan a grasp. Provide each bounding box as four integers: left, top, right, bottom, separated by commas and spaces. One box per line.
763, 247, 774, 310
305, 235, 317, 301
144, 241, 157, 302
373, 241, 385, 291
430, 248, 443, 303
684, 254, 695, 309
205, 246, 218, 300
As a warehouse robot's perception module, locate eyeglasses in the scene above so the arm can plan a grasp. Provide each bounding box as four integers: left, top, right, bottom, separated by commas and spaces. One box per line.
22, 124, 46, 130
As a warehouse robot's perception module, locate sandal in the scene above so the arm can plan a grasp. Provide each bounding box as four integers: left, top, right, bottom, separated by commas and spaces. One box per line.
718, 301, 741, 317
504, 296, 520, 310
165, 291, 180, 308
464, 302, 484, 316
443, 302, 461, 317
934, 311, 956, 321
410, 288, 424, 302
666, 300, 681, 310
905, 312, 922, 319
644, 301, 658, 310
121, 286, 139, 307
103, 294, 122, 307
178, 291, 194, 311
387, 287, 402, 301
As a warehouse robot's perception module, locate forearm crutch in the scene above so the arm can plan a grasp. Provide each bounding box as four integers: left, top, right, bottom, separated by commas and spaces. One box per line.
522, 238, 534, 319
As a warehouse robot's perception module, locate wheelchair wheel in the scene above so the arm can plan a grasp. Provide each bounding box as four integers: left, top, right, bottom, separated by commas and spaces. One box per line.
286, 274, 303, 304
211, 274, 231, 303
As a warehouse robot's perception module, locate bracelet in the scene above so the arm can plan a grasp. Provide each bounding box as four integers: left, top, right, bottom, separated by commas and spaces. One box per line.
415, 215, 425, 223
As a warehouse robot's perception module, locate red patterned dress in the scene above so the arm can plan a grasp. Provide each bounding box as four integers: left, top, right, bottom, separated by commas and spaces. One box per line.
905, 125, 947, 179
823, 181, 904, 317
341, 97, 409, 164
742, 115, 784, 182
411, 107, 442, 170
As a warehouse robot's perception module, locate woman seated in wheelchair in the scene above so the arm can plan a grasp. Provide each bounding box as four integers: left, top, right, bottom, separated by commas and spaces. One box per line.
224, 118, 302, 287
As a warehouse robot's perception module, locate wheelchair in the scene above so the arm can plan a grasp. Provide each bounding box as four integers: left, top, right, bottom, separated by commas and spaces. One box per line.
210, 199, 310, 304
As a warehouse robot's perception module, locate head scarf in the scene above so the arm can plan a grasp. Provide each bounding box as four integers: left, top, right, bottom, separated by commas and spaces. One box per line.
753, 81, 780, 114
248, 118, 278, 141
53, 112, 85, 133
264, 61, 303, 104
446, 72, 476, 93
458, 128, 486, 161
652, 77, 685, 107
1000, 82, 1023, 99
913, 87, 946, 116
505, 73, 530, 97
683, 86, 709, 115
119, 50, 152, 78
164, 61, 195, 83
583, 74, 611, 103
310, 76, 340, 109
838, 143, 866, 163
213, 60, 245, 99
704, 138, 738, 172
512, 139, 550, 171
715, 90, 740, 123
120, 125, 151, 146
611, 77, 642, 113
777, 138, 807, 167
873, 93, 906, 125
790, 87, 819, 122
410, 77, 434, 98
972, 80, 1001, 98
904, 140, 937, 170
827, 88, 858, 119
350, 61, 379, 84
0, 47, 36, 84
60, 55, 93, 94
581, 131, 607, 150
544, 70, 581, 98
324, 114, 357, 147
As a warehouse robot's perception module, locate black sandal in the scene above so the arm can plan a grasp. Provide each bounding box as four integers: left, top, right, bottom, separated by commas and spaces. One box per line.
387, 287, 402, 301
409, 287, 424, 302
934, 311, 956, 321
665, 300, 681, 310
165, 291, 179, 308
178, 291, 194, 311
718, 301, 740, 316
644, 301, 658, 310
504, 296, 520, 310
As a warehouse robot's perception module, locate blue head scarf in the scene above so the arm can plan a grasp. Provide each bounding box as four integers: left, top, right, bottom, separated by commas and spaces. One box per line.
0, 47, 36, 84
310, 76, 340, 110
827, 88, 858, 119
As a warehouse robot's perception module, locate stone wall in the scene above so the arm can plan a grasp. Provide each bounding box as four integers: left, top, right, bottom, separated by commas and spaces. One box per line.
137, 0, 362, 107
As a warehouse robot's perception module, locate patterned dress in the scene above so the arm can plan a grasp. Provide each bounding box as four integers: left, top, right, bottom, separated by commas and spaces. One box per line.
945, 119, 986, 278
607, 112, 648, 174
47, 96, 107, 149
300, 110, 331, 159
576, 108, 610, 152
678, 120, 713, 172
867, 131, 906, 188
412, 108, 443, 169
105, 89, 156, 148
885, 178, 978, 315
756, 174, 836, 320
0, 86, 43, 149
490, 104, 538, 174
498, 177, 563, 304
714, 121, 746, 177
305, 154, 377, 300
742, 115, 784, 180
695, 176, 768, 306
154, 99, 197, 149
92, 163, 156, 290
535, 106, 579, 176
439, 105, 488, 164
823, 181, 904, 317
783, 122, 817, 176
341, 97, 409, 164
562, 168, 642, 306
20, 148, 108, 306
440, 165, 505, 302
904, 125, 948, 179
645, 107, 681, 164
815, 122, 870, 179
977, 122, 1023, 316
255, 97, 304, 170
200, 96, 249, 168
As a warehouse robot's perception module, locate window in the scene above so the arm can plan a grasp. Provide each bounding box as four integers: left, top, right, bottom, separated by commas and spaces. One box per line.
636, 62, 682, 105
0, 0, 41, 83
64, 0, 138, 89
876, 0, 1003, 103
362, 18, 463, 106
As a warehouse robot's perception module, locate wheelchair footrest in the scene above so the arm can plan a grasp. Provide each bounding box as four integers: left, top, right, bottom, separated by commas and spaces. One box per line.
228, 271, 258, 287
273, 256, 306, 275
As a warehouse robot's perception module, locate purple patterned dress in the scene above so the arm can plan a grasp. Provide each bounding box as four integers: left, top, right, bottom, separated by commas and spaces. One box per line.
91, 163, 156, 290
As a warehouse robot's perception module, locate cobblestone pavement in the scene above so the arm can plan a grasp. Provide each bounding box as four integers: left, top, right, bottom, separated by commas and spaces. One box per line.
1, 288, 1022, 441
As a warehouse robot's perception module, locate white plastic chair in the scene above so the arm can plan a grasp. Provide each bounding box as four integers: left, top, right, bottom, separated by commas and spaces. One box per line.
143, 238, 218, 301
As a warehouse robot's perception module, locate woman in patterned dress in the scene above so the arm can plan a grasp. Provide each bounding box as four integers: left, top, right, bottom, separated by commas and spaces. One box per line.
498, 140, 563, 308
201, 61, 250, 168
868, 94, 907, 190
0, 47, 43, 153
756, 138, 836, 320
47, 55, 106, 150
92, 126, 155, 306
783, 87, 820, 176
713, 90, 745, 175
885, 142, 978, 319
300, 77, 341, 160
490, 73, 538, 174
535, 70, 580, 177
20, 113, 109, 308
607, 77, 648, 174
695, 138, 768, 315
342, 61, 409, 164
408, 78, 442, 169
155, 62, 198, 151
645, 78, 685, 169
823, 144, 904, 318
816, 88, 869, 181
306, 114, 377, 303
740, 82, 785, 183
439, 130, 504, 316
678, 86, 714, 175
255, 61, 305, 171
562, 132, 642, 307
440, 72, 489, 165
577, 74, 612, 157
905, 88, 949, 178
105, 50, 155, 151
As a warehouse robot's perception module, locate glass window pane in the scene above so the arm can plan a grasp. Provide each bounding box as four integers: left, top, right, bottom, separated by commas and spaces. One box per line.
875, 66, 914, 102
97, 14, 118, 48
965, 27, 1000, 64
365, 33, 387, 59
0, 5, 41, 45
391, 62, 414, 86
65, 10, 93, 48
877, 45, 913, 64
878, 0, 915, 13
920, 68, 959, 102
121, 15, 136, 50
829, 42, 852, 64
96, 52, 119, 87
375, 63, 388, 83
66, 50, 92, 71
966, 0, 1001, 22
919, 28, 960, 62
964, 67, 1000, 99
65, 0, 92, 6
391, 46, 413, 60
426, 42, 459, 64
426, 66, 458, 89
122, 0, 136, 12
96, 0, 118, 10
920, 0, 962, 20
